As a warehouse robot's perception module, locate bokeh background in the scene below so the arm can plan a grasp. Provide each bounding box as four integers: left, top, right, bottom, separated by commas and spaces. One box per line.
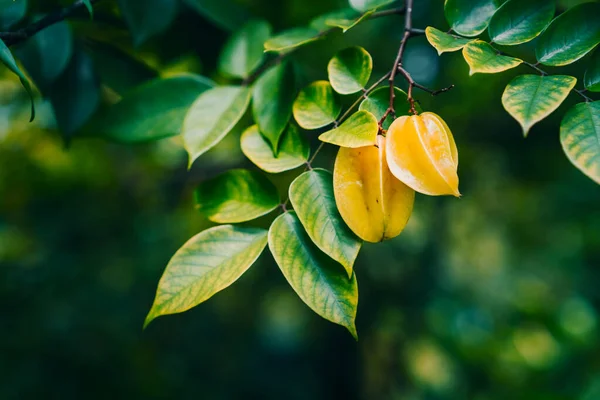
1, 0, 600, 398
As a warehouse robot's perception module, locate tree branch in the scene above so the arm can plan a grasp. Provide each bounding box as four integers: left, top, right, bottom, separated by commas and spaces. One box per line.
0, 0, 101, 47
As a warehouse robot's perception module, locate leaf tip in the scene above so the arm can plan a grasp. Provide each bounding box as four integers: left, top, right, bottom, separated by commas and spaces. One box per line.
347, 323, 358, 341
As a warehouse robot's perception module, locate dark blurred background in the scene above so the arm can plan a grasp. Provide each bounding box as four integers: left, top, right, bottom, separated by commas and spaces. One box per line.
1, 0, 600, 398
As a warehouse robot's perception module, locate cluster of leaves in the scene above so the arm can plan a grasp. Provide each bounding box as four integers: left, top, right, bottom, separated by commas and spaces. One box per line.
426, 0, 600, 184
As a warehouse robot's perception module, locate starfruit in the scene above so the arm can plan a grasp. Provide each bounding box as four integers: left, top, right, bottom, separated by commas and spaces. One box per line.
386, 112, 460, 196
333, 135, 415, 243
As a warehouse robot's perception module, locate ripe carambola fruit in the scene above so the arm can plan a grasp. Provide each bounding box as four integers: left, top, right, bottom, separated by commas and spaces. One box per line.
334, 136, 415, 243
386, 112, 460, 196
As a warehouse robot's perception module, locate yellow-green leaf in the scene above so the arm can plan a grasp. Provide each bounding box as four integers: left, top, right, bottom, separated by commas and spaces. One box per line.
289, 169, 362, 277
264, 28, 320, 53
328, 46, 372, 95
241, 124, 309, 173
560, 101, 600, 184
319, 110, 378, 148
268, 212, 359, 338
195, 169, 279, 223
425, 26, 472, 55
0, 38, 34, 121
293, 81, 341, 130
183, 86, 251, 168
502, 74, 577, 136
144, 225, 268, 328
462, 40, 522, 75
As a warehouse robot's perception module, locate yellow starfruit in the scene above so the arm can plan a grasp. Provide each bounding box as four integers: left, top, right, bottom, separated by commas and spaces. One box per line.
333, 136, 415, 243
386, 112, 460, 196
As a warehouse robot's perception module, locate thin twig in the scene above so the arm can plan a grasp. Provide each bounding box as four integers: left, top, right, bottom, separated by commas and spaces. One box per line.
0, 0, 101, 47
243, 6, 406, 86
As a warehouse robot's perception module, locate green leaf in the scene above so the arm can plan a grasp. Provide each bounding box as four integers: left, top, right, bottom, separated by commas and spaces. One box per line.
560, 101, 600, 184
328, 46, 372, 95
117, 0, 177, 46
535, 2, 600, 67
87, 75, 214, 143
349, 0, 393, 13
358, 86, 420, 129
241, 124, 309, 173
252, 61, 296, 152
310, 8, 356, 31
195, 169, 279, 223
488, 0, 555, 46
264, 28, 321, 53
0, 38, 34, 121
268, 212, 359, 338
293, 81, 341, 130
183, 0, 252, 31
218, 20, 271, 79
49, 50, 100, 136
584, 50, 600, 93
144, 225, 268, 328
319, 110, 378, 147
289, 169, 362, 277
425, 26, 472, 55
0, 0, 26, 29
323, 9, 374, 32
445, 0, 500, 37
82, 0, 93, 18
87, 41, 157, 94
502, 74, 577, 136
183, 86, 251, 167
15, 20, 72, 91
462, 40, 522, 75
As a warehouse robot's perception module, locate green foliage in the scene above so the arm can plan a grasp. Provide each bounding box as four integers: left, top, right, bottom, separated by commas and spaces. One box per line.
183, 0, 252, 31
444, 0, 500, 37
241, 124, 309, 173
145, 225, 268, 327
585, 50, 600, 93
502, 75, 577, 136
328, 46, 372, 95
560, 101, 600, 184
218, 20, 271, 79
264, 28, 321, 53
268, 212, 358, 338
183, 86, 251, 167
462, 40, 522, 75
425, 26, 472, 55
88, 75, 214, 143
487, 0, 555, 46
535, 2, 600, 67
118, 0, 177, 46
252, 62, 296, 152
0, 38, 34, 121
289, 169, 362, 277
82, 0, 94, 18
349, 0, 392, 13
320, 9, 373, 32
0, 0, 26, 29
359, 86, 419, 129
319, 110, 378, 147
293, 80, 341, 129
195, 169, 279, 223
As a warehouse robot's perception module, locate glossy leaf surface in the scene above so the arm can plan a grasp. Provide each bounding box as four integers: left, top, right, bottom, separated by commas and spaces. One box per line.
183, 86, 251, 167
386, 112, 460, 196
289, 169, 361, 277
241, 124, 309, 173
445, 0, 500, 37
145, 225, 268, 327
584, 50, 600, 93
268, 212, 358, 338
89, 75, 214, 143
462, 40, 522, 75
334, 136, 415, 242
252, 61, 296, 152
560, 101, 600, 184
328, 46, 372, 95
118, 0, 177, 46
195, 169, 279, 223
425, 26, 472, 55
502, 74, 577, 136
218, 20, 271, 79
488, 0, 555, 46
319, 110, 378, 148
535, 2, 600, 66
293, 81, 341, 130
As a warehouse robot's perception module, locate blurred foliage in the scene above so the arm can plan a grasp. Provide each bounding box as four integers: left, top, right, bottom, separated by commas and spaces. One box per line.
1, 0, 600, 399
